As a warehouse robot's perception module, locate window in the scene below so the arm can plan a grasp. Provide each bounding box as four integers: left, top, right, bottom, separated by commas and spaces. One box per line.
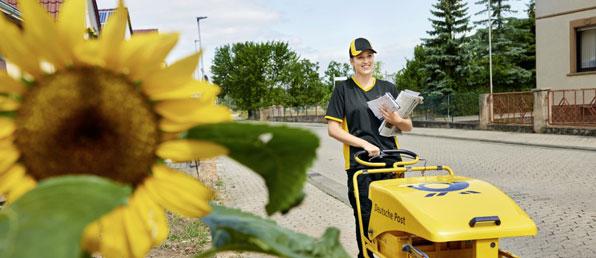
570, 17, 596, 74
577, 26, 596, 72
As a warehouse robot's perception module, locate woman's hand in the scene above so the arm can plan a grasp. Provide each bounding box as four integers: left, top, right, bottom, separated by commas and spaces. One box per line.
362, 142, 380, 157
380, 106, 413, 132
380, 106, 403, 125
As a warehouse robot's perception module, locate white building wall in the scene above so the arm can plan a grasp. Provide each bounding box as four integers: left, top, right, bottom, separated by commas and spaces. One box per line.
536, 2, 596, 90
537, 0, 596, 18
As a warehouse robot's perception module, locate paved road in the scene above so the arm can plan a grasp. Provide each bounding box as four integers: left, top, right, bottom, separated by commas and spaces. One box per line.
218, 122, 596, 258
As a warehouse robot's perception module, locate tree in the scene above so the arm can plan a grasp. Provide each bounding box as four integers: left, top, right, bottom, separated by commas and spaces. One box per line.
285, 59, 326, 108
423, 0, 471, 95
322, 61, 351, 103
394, 45, 429, 93
464, 0, 535, 92
474, 0, 515, 29
211, 41, 298, 119
323, 61, 351, 88
373, 61, 384, 79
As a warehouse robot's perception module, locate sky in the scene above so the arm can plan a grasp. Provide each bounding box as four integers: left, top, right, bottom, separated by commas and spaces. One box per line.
97, 0, 532, 78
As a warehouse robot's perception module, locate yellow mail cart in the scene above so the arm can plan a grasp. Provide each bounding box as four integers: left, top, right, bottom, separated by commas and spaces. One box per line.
352, 149, 537, 258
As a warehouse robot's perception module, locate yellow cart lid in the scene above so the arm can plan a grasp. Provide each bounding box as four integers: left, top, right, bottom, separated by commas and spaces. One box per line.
368, 175, 537, 242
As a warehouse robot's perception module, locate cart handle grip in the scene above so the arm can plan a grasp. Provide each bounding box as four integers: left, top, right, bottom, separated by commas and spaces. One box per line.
354, 149, 419, 167
469, 216, 501, 227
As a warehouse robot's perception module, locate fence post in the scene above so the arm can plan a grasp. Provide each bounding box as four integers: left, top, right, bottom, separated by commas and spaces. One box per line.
532, 89, 550, 133
479, 93, 490, 129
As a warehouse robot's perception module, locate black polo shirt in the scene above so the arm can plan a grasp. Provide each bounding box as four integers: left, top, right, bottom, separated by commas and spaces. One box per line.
325, 77, 401, 170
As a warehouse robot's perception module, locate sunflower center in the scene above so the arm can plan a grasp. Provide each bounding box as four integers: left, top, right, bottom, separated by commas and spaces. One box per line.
14, 67, 159, 185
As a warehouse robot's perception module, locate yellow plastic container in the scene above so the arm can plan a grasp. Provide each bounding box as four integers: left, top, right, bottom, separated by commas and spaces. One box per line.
352, 150, 536, 258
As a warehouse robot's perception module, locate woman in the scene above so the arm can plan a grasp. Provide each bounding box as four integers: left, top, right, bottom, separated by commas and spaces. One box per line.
324, 37, 413, 258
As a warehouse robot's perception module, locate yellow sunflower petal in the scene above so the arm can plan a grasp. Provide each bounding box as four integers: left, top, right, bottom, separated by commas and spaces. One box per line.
0, 16, 41, 76
0, 136, 14, 147
156, 140, 228, 162
0, 72, 25, 95
152, 165, 212, 197
21, 0, 71, 67
121, 33, 179, 80
141, 52, 200, 96
82, 221, 101, 254
0, 95, 19, 111
155, 101, 232, 124
0, 164, 25, 194
0, 117, 16, 139
74, 40, 102, 66
158, 119, 197, 133
134, 185, 169, 244
99, 0, 127, 69
147, 80, 220, 101
99, 207, 132, 258
6, 175, 36, 203
123, 205, 152, 258
0, 145, 19, 174
57, 0, 86, 53
144, 166, 212, 217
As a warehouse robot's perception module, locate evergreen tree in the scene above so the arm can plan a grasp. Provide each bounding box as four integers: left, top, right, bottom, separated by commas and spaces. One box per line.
423, 0, 470, 95
467, 0, 535, 92
474, 0, 515, 29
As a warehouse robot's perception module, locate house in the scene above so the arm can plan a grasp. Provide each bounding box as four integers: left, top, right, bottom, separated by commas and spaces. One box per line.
0, 0, 103, 75
3, 0, 101, 31
536, 0, 596, 90
98, 7, 133, 37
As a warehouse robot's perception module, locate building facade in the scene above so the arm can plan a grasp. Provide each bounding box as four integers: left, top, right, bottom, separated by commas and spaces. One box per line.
0, 0, 101, 75
536, 0, 596, 90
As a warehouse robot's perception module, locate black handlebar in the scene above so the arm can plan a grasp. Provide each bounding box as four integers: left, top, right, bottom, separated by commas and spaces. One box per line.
354, 149, 418, 161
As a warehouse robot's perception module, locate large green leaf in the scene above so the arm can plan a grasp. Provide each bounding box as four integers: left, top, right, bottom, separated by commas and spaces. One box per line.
0, 176, 131, 258
199, 205, 350, 258
185, 122, 319, 215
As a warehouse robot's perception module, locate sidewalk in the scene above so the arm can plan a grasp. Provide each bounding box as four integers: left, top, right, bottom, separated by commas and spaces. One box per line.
281, 122, 596, 152
216, 157, 359, 257
405, 127, 596, 151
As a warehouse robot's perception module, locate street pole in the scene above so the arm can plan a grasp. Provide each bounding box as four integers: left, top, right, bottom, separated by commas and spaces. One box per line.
196, 16, 207, 80
488, 1, 493, 95
193, 40, 200, 79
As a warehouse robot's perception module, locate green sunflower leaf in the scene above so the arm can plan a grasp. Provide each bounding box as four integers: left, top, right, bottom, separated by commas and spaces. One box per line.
185, 122, 319, 215
0, 175, 131, 258
198, 204, 350, 258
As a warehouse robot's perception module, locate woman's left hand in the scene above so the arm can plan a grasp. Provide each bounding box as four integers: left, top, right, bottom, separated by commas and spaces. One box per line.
380, 106, 402, 125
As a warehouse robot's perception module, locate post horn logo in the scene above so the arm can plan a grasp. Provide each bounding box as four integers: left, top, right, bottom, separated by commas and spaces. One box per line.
408, 182, 480, 197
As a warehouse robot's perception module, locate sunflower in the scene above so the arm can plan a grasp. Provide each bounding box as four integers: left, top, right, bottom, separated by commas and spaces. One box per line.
0, 0, 231, 257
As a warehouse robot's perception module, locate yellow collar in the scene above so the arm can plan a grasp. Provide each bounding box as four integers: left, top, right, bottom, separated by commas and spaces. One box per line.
352, 76, 376, 92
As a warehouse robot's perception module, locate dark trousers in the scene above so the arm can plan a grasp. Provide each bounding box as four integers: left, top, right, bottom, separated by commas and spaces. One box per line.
347, 166, 396, 258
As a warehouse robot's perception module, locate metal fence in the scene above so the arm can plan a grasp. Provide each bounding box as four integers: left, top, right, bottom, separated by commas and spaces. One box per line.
265, 93, 482, 123
548, 88, 596, 126
490, 92, 534, 125
412, 92, 480, 122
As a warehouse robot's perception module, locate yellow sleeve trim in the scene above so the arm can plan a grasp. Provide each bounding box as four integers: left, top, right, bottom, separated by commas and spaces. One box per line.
324, 116, 343, 123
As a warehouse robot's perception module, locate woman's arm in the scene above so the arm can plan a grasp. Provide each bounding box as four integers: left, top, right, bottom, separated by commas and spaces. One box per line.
327, 120, 380, 156
380, 107, 413, 132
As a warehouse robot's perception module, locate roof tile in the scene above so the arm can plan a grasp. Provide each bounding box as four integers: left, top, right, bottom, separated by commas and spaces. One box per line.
3, 0, 64, 19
